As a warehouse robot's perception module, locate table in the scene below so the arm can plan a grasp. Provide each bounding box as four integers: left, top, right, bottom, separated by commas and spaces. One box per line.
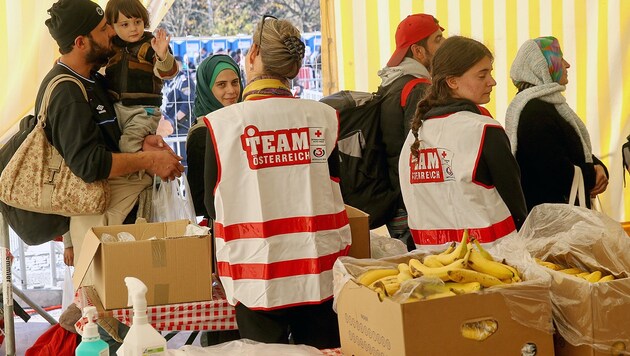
74, 280, 343, 355
75, 280, 236, 333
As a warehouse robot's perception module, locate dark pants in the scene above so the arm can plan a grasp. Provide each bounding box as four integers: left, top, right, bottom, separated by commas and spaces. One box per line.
234, 299, 340, 349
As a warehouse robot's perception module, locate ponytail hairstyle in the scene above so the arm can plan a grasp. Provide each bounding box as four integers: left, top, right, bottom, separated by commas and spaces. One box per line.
410, 36, 493, 158
253, 17, 305, 80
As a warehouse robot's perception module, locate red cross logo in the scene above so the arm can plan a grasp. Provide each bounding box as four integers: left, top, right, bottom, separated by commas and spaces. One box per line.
441, 150, 447, 158
314, 130, 322, 137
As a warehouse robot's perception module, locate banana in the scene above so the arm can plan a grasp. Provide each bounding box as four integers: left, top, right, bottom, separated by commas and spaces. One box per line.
447, 268, 504, 287
534, 258, 561, 271
372, 279, 401, 297
439, 242, 457, 255
468, 249, 514, 280
368, 275, 399, 289
424, 290, 457, 300
558, 267, 583, 275
472, 238, 494, 261
434, 230, 469, 265
598, 274, 615, 283
409, 257, 468, 281
422, 255, 445, 268
397, 263, 415, 282
461, 319, 498, 341
445, 281, 482, 294
585, 271, 602, 283
576, 272, 590, 279
357, 268, 399, 286
499, 259, 522, 283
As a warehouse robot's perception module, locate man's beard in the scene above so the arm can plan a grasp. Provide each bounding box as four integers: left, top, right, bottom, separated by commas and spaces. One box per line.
86, 35, 115, 69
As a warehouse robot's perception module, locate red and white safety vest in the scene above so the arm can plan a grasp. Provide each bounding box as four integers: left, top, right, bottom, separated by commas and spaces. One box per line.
204, 97, 351, 310
399, 110, 516, 245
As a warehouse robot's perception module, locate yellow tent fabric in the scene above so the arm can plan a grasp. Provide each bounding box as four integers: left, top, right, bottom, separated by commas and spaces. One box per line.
321, 0, 630, 221
0, 0, 171, 143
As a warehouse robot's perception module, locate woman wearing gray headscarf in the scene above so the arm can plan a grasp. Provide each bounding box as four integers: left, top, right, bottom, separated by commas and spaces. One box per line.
505, 36, 608, 211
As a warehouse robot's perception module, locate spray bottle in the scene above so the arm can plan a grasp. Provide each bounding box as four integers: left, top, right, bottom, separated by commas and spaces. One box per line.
75, 306, 109, 356
117, 277, 167, 356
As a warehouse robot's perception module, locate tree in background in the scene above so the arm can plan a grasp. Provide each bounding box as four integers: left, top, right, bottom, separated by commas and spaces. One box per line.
160, 0, 214, 36
161, 0, 320, 37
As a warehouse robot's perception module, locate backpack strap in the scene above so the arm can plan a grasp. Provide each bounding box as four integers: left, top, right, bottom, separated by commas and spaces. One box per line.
401, 77, 431, 107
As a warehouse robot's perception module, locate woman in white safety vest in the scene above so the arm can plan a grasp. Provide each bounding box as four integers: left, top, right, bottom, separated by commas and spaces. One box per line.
202, 15, 351, 349
399, 36, 527, 246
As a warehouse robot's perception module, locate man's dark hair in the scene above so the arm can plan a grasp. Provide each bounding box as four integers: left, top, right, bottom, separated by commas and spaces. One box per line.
404, 37, 430, 59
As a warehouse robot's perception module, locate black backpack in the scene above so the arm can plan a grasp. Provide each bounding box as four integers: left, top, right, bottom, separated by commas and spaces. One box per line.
0, 114, 69, 246
321, 77, 430, 228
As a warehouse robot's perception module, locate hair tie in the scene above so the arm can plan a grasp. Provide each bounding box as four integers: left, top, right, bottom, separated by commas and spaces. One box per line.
283, 36, 305, 62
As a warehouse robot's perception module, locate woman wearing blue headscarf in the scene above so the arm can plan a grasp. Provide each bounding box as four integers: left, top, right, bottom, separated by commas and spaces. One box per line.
505, 37, 608, 211
187, 54, 243, 219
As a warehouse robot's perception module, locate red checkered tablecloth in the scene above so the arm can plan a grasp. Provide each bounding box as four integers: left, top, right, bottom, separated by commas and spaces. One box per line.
76, 280, 237, 333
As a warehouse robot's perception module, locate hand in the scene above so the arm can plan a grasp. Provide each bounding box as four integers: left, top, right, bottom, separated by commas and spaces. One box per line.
151, 28, 171, 61
146, 150, 185, 181
64, 247, 74, 267
143, 134, 170, 152
590, 164, 608, 196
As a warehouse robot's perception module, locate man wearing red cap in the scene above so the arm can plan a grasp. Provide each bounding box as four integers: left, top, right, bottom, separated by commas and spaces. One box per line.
377, 14, 444, 250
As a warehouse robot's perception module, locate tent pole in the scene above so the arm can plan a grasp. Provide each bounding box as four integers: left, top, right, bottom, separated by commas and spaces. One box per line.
0, 213, 15, 355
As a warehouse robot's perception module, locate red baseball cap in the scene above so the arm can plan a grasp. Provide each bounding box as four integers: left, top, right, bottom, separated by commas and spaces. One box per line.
387, 14, 444, 67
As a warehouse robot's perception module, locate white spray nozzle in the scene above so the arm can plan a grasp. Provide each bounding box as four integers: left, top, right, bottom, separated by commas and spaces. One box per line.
83, 306, 97, 323
82, 306, 100, 339
124, 277, 148, 311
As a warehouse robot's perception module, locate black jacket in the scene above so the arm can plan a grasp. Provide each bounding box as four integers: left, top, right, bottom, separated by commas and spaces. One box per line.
515, 98, 608, 211
377, 75, 430, 216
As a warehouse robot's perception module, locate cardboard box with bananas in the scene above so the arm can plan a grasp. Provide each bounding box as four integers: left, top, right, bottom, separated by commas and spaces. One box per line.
332, 231, 555, 356
499, 203, 630, 356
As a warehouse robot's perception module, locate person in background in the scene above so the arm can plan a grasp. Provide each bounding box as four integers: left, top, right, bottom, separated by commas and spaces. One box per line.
186, 53, 243, 346
400, 36, 527, 245
505, 36, 608, 210
163, 55, 196, 168
203, 16, 350, 349
375, 13, 445, 251
188, 54, 242, 220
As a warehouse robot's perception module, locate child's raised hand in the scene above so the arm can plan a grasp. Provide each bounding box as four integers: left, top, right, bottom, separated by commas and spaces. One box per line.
151, 28, 171, 60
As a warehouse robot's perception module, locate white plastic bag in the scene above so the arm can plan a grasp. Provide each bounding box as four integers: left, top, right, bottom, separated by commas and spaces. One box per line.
151, 173, 197, 222
61, 266, 74, 312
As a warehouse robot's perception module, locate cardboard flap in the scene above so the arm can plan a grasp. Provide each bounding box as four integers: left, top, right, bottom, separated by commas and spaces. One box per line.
73, 229, 102, 291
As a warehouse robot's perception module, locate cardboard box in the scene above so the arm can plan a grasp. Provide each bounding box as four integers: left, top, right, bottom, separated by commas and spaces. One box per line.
553, 333, 627, 356
346, 205, 370, 259
542, 265, 630, 356
337, 280, 555, 356
74, 220, 212, 310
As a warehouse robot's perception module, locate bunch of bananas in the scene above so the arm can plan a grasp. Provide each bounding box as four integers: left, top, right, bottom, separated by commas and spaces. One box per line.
534, 258, 616, 283
355, 230, 522, 302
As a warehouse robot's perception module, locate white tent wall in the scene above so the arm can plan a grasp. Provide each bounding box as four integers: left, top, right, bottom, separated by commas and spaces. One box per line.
321, 0, 630, 222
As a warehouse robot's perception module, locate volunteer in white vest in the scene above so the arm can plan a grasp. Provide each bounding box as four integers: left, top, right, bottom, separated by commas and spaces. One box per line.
202, 15, 351, 349
400, 36, 527, 246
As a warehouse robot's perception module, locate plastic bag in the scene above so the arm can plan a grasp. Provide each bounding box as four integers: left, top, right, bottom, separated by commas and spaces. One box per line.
165, 339, 324, 356
151, 173, 196, 223
61, 266, 74, 312
497, 203, 630, 353
369, 231, 407, 259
